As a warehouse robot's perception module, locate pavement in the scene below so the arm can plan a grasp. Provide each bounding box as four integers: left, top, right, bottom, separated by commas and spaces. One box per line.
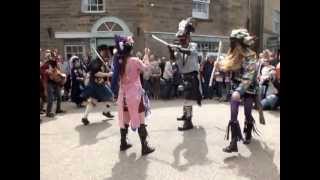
40, 99, 280, 180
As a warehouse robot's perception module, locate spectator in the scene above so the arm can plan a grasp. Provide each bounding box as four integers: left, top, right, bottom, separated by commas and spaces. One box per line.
260, 64, 280, 110
40, 61, 46, 115
150, 55, 162, 99
259, 51, 275, 99
213, 56, 224, 100
201, 54, 215, 99
60, 55, 71, 101
159, 57, 166, 78
40, 50, 66, 118
136, 51, 144, 86
172, 61, 182, 98
161, 57, 174, 99
142, 57, 153, 98
83, 52, 92, 72
221, 71, 232, 102
70, 56, 86, 108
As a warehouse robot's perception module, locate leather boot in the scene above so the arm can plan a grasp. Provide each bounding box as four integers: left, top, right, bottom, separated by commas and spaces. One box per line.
223, 138, 238, 153
243, 122, 253, 145
120, 124, 132, 151
178, 117, 194, 131
138, 124, 155, 156
177, 106, 187, 121
223, 122, 241, 153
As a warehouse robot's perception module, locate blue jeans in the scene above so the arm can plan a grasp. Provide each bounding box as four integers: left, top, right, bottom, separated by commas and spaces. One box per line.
214, 81, 223, 98
46, 82, 62, 114
143, 79, 152, 98
202, 80, 213, 98
261, 94, 279, 110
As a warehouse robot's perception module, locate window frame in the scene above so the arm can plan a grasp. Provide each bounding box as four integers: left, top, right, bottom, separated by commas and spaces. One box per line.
81, 0, 106, 14
192, 0, 210, 20
195, 41, 218, 53
64, 45, 86, 61
272, 10, 280, 34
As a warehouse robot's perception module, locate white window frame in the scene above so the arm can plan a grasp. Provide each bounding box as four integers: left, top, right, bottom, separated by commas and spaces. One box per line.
272, 10, 280, 34
81, 0, 106, 13
195, 41, 218, 53
64, 45, 86, 61
192, 0, 210, 19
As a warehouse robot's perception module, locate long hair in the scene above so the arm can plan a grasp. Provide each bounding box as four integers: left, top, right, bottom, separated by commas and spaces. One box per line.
119, 45, 133, 79
220, 38, 255, 71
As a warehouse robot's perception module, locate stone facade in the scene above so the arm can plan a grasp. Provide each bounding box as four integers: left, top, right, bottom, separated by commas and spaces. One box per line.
263, 0, 280, 52
40, 0, 251, 59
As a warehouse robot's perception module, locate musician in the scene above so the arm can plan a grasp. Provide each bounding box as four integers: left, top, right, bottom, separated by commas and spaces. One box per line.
167, 17, 202, 131
80, 45, 114, 125
40, 49, 66, 118
216, 29, 260, 153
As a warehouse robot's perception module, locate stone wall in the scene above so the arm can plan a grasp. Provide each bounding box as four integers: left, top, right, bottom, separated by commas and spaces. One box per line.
40, 0, 250, 57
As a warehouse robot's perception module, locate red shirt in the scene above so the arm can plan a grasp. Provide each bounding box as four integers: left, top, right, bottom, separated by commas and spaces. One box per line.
40, 60, 58, 82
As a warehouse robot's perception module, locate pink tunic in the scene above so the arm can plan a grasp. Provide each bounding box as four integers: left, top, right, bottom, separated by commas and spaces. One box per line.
117, 57, 149, 129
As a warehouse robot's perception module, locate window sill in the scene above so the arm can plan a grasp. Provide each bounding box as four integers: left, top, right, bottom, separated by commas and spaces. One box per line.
81, 10, 106, 14
193, 17, 213, 22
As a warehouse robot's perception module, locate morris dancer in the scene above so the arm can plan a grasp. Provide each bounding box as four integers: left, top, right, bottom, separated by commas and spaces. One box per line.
167, 17, 202, 131
112, 35, 155, 155
80, 45, 114, 125
216, 29, 260, 152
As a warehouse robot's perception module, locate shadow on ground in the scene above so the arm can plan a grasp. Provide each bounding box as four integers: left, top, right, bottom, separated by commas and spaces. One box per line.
171, 126, 212, 171
74, 120, 112, 146
222, 140, 280, 180
47, 99, 226, 116
104, 152, 150, 180
265, 110, 280, 118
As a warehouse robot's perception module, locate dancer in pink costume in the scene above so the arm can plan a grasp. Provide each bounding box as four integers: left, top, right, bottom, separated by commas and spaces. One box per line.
113, 35, 155, 156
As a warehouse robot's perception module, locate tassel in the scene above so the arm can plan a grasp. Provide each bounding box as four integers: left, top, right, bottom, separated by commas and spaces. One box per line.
252, 122, 261, 136
225, 121, 231, 140
235, 122, 243, 141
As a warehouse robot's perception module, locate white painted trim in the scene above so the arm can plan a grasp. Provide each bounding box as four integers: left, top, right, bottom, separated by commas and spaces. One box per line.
91, 16, 132, 34
55, 31, 133, 39
55, 32, 91, 39
64, 45, 86, 61
81, 10, 106, 14
192, 0, 210, 20
81, 0, 106, 13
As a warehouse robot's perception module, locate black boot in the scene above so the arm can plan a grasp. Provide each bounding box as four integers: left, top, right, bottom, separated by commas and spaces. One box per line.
177, 106, 187, 121
120, 124, 132, 151
138, 124, 155, 156
81, 117, 90, 126
223, 139, 238, 153
178, 117, 194, 131
223, 121, 242, 153
102, 111, 114, 118
243, 122, 253, 145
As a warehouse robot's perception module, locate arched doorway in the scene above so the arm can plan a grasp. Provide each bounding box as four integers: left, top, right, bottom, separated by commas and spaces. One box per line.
90, 16, 132, 54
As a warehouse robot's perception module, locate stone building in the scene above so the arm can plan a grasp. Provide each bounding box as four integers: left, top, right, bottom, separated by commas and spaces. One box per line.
262, 0, 280, 52
40, 0, 254, 60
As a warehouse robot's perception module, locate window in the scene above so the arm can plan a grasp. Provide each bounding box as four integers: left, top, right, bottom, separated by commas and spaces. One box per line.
81, 0, 105, 13
195, 41, 218, 52
64, 45, 86, 61
192, 0, 210, 19
272, 10, 280, 34
96, 22, 124, 32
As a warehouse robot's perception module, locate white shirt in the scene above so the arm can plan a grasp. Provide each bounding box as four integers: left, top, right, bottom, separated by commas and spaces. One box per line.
163, 61, 173, 80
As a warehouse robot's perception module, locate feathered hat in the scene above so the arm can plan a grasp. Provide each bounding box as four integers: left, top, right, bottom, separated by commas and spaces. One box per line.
230, 28, 255, 46
176, 17, 195, 37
